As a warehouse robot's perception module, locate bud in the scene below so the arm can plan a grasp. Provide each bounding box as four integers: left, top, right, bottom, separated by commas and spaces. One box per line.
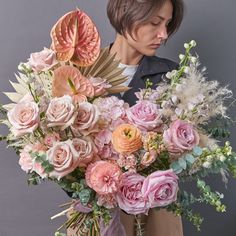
179, 54, 185, 60
190, 40, 197, 47
184, 66, 190, 74
184, 43, 189, 49
203, 161, 211, 168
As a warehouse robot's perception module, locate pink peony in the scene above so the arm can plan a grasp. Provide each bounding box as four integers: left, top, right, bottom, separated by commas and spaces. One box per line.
116, 172, 148, 215
85, 161, 122, 195
71, 102, 100, 135
46, 95, 76, 130
7, 94, 39, 137
126, 100, 162, 131
28, 47, 57, 73
46, 140, 80, 180
142, 169, 178, 208
163, 119, 200, 154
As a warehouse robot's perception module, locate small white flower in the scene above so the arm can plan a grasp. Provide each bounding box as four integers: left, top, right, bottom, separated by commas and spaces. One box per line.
218, 155, 226, 162
202, 161, 211, 168
190, 40, 197, 47
184, 43, 189, 49
190, 56, 197, 64
184, 66, 190, 74
179, 54, 185, 60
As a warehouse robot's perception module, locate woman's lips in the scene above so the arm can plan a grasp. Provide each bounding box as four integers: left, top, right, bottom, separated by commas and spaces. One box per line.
149, 44, 161, 49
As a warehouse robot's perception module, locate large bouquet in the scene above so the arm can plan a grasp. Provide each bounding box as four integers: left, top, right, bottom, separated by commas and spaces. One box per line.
1, 8, 236, 236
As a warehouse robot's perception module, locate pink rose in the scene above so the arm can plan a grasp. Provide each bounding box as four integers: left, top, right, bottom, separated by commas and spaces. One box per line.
142, 169, 178, 208
46, 140, 80, 179
126, 100, 162, 131
44, 133, 60, 147
116, 172, 148, 215
72, 137, 94, 167
19, 151, 33, 173
85, 161, 122, 194
163, 119, 200, 154
7, 95, 39, 137
71, 102, 100, 135
89, 77, 111, 96
28, 47, 57, 73
46, 95, 76, 130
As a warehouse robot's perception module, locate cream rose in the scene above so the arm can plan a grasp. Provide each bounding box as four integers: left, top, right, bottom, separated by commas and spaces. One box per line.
46, 140, 80, 180
7, 95, 39, 137
46, 95, 76, 130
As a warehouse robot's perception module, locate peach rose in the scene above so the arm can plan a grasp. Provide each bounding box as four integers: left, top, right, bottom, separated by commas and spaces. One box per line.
112, 124, 143, 154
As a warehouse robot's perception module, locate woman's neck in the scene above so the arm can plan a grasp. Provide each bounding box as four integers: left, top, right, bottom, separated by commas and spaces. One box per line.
110, 34, 143, 65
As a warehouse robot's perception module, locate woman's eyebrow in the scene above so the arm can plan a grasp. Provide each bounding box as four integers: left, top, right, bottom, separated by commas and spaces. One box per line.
155, 15, 172, 22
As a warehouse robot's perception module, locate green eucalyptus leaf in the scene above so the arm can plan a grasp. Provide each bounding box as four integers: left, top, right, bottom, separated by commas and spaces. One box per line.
170, 162, 183, 174
185, 154, 195, 164
178, 158, 187, 170
193, 146, 203, 156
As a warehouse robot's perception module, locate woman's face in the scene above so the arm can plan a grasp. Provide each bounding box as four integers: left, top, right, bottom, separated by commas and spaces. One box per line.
125, 0, 173, 56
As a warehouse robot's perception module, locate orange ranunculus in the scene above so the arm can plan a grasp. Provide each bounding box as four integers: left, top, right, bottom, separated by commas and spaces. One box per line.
112, 124, 143, 154
52, 65, 94, 98
50, 9, 101, 67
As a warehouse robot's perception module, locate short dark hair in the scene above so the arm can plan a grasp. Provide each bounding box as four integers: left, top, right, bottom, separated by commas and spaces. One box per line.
107, 0, 184, 38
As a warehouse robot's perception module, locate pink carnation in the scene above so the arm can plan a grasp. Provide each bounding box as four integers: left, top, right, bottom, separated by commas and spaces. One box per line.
85, 161, 122, 194
163, 119, 199, 154
19, 151, 33, 173
142, 169, 178, 208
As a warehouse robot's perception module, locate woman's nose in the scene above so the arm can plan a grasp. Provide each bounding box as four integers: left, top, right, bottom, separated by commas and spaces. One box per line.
157, 25, 168, 40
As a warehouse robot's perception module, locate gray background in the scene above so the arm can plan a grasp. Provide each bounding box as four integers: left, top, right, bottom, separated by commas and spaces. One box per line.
0, 0, 236, 235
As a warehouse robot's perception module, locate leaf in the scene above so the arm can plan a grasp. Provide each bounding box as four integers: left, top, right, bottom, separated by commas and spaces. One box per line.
185, 154, 195, 164
193, 146, 203, 156
170, 162, 183, 174
178, 158, 187, 170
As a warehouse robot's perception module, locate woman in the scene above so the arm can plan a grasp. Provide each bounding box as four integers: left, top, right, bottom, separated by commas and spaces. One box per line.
107, 0, 184, 235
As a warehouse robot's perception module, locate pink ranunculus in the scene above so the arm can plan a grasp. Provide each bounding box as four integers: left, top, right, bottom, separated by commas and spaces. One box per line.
7, 95, 39, 137
85, 161, 122, 195
89, 77, 111, 96
116, 172, 148, 215
46, 95, 76, 130
142, 169, 179, 208
163, 119, 200, 154
44, 133, 60, 147
28, 47, 57, 73
72, 137, 94, 167
126, 100, 162, 131
19, 151, 33, 173
71, 102, 100, 135
97, 193, 117, 209
46, 140, 80, 180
